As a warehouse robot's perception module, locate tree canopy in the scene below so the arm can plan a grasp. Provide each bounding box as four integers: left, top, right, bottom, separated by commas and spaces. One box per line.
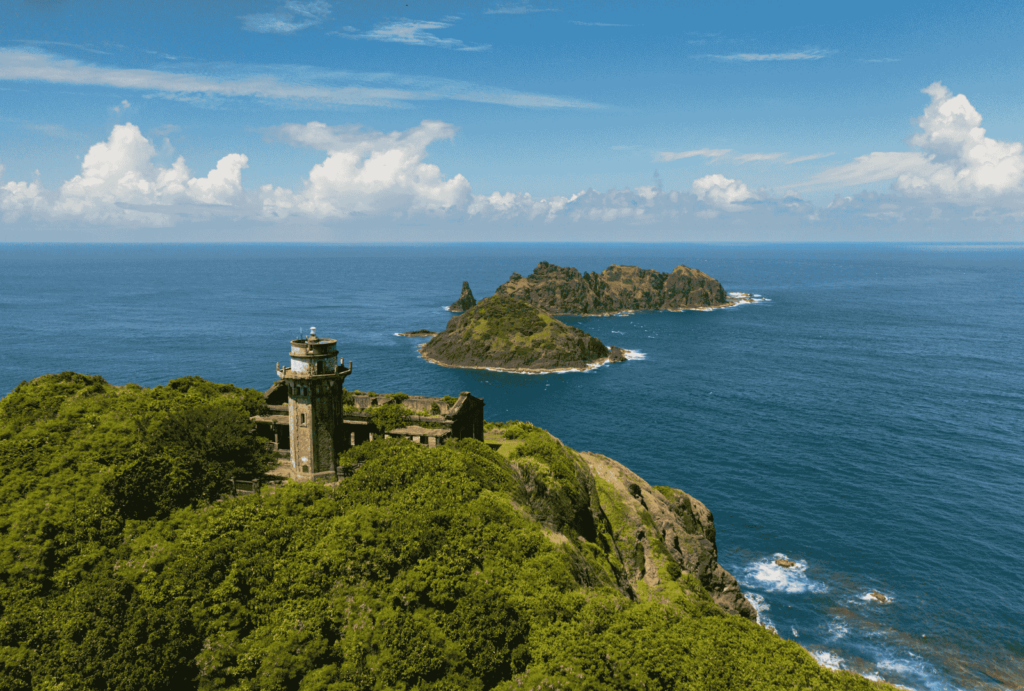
0, 373, 893, 691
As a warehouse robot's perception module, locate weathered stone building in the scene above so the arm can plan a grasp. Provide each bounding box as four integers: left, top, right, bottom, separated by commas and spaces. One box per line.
252, 328, 484, 481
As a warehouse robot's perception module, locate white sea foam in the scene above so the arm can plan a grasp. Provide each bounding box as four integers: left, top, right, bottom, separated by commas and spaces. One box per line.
725, 291, 770, 306
611, 330, 624, 334
859, 591, 895, 604
625, 350, 646, 360
791, 627, 799, 638
811, 650, 845, 670
827, 618, 849, 641
742, 554, 827, 594
743, 592, 778, 633
871, 653, 959, 691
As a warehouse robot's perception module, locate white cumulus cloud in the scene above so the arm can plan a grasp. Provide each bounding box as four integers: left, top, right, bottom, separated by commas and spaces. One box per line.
0, 165, 47, 222
692, 174, 757, 210
805, 83, 1024, 206
894, 82, 1024, 201
261, 120, 472, 219
36, 123, 251, 224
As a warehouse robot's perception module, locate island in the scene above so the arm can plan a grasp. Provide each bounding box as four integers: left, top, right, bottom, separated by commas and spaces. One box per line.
421, 294, 628, 373
495, 261, 732, 314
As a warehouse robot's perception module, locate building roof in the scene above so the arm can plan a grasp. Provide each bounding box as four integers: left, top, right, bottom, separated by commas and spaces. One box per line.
390, 425, 451, 438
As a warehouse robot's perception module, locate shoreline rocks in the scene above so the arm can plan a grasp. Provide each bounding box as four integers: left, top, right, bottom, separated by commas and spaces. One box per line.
397, 329, 440, 337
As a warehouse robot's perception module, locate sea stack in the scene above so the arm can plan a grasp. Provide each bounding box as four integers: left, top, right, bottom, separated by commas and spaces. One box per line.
448, 281, 477, 313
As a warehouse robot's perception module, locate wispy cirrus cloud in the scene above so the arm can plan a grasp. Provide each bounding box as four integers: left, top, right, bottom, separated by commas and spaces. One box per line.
706, 49, 830, 61
570, 21, 632, 27
241, 0, 331, 34
486, 2, 558, 14
655, 148, 731, 162
12, 39, 112, 56
338, 18, 490, 51
736, 152, 785, 163
0, 48, 595, 109
862, 57, 899, 63
786, 152, 834, 164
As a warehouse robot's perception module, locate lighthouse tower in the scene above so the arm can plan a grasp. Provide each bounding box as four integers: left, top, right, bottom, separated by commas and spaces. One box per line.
276, 327, 352, 481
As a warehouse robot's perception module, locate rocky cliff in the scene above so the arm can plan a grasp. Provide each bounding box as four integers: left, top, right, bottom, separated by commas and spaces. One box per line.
447, 281, 477, 312
484, 422, 755, 620
495, 261, 729, 314
423, 294, 626, 371
580, 449, 755, 618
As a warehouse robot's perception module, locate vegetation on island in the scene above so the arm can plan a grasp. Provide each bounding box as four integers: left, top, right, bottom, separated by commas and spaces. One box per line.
0, 373, 895, 690
423, 295, 626, 371
495, 261, 730, 314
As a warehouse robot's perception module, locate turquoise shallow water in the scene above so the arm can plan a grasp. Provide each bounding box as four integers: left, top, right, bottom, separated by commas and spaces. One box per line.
1, 243, 1021, 690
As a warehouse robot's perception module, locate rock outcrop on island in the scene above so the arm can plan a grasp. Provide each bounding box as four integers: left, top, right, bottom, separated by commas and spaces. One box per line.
423, 294, 626, 371
495, 261, 729, 314
396, 329, 440, 337
447, 281, 477, 312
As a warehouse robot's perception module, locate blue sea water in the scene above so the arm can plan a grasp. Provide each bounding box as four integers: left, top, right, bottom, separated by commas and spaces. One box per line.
0, 242, 1021, 690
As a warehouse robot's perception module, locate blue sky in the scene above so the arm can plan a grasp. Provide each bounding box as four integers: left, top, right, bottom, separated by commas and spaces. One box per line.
2, 0, 1023, 241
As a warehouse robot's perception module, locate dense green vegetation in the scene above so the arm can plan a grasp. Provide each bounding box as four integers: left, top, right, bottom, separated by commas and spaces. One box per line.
424, 295, 614, 371
0, 374, 891, 690
494, 262, 730, 315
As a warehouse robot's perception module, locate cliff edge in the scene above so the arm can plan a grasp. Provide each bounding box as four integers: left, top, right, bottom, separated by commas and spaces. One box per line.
581, 449, 755, 618
495, 261, 729, 314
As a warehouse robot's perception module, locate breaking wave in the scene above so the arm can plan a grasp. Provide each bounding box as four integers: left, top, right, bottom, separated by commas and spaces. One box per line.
741, 554, 828, 594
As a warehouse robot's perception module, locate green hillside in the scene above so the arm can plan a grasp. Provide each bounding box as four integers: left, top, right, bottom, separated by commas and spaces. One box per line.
0, 374, 893, 690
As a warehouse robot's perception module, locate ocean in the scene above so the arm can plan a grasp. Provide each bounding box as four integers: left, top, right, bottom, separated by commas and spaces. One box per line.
0, 242, 1021, 690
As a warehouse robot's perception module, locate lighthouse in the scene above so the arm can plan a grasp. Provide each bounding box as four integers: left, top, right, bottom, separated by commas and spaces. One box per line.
276, 327, 352, 481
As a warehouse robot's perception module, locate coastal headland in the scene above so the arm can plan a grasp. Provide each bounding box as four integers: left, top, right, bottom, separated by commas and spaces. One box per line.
0, 372, 894, 689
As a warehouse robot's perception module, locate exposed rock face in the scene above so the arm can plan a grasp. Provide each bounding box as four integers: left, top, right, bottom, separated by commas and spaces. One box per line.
495, 261, 729, 314
396, 329, 440, 337
775, 558, 795, 568
580, 450, 757, 620
447, 281, 477, 313
423, 295, 623, 371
